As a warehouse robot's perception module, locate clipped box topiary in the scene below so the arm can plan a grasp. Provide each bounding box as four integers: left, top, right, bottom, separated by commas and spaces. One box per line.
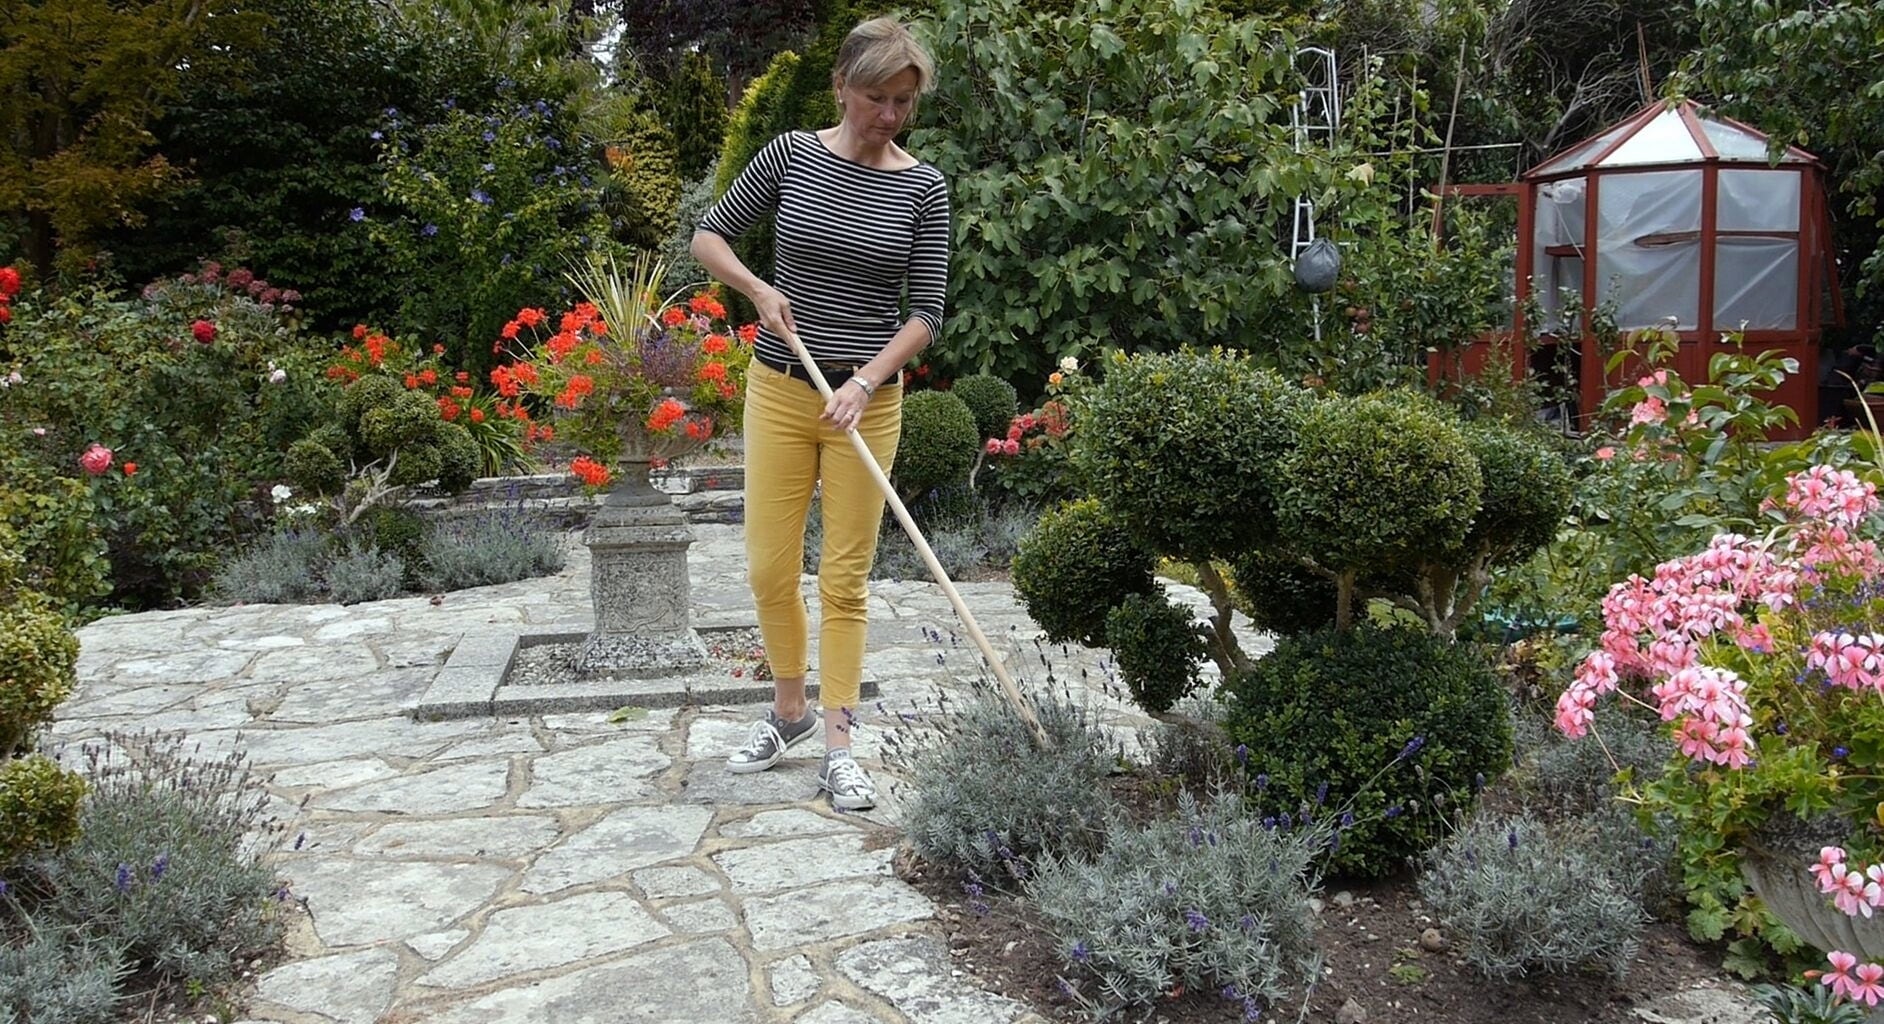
1076, 349, 1312, 562
891, 389, 980, 501
0, 754, 86, 864
1276, 391, 1482, 628
1459, 421, 1575, 566
1229, 548, 1339, 636
0, 522, 78, 759
1012, 497, 1156, 648
0, 521, 90, 865
1222, 623, 1512, 878
1104, 591, 1206, 713
949, 373, 1020, 442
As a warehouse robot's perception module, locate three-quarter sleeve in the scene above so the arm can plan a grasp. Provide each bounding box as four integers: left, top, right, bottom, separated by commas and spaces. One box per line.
698, 133, 793, 239
906, 174, 951, 343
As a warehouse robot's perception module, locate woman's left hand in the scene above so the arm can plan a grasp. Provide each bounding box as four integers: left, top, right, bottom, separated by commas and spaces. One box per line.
821, 378, 871, 431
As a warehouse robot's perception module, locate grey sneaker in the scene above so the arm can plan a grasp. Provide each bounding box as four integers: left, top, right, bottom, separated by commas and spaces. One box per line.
726, 708, 820, 774
819, 749, 877, 811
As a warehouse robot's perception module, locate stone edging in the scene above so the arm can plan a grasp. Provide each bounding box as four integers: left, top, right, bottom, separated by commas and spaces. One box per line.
413, 626, 878, 721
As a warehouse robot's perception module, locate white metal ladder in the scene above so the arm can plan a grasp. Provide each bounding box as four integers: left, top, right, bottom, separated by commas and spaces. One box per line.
1291, 46, 1340, 343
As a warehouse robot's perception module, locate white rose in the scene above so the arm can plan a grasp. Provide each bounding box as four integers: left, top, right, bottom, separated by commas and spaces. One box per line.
1058, 356, 1079, 374
270, 484, 294, 503
269, 368, 288, 384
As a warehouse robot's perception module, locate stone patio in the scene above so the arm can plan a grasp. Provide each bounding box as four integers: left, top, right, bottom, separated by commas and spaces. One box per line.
51, 523, 1197, 1024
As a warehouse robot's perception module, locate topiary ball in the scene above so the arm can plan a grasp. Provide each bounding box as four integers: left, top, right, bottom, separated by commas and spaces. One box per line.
0, 754, 86, 864
1012, 497, 1156, 648
1076, 349, 1312, 562
284, 439, 346, 496
0, 591, 78, 758
892, 390, 980, 500
434, 421, 482, 493
1229, 548, 1339, 636
339, 374, 402, 435
360, 389, 442, 459
1221, 623, 1512, 877
387, 441, 443, 488
1276, 390, 1482, 576
1105, 591, 1205, 714
950, 373, 1020, 442
1461, 422, 1574, 566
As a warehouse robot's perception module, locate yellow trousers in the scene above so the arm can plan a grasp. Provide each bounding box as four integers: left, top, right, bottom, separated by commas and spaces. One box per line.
743, 360, 901, 710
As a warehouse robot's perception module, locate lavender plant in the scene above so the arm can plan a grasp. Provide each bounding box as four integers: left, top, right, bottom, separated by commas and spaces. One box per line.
1515, 703, 1673, 820
1023, 791, 1324, 1019
417, 506, 567, 591
209, 528, 326, 605
0, 929, 126, 1024
1418, 812, 1655, 980
24, 732, 289, 986
889, 682, 1118, 880
324, 540, 406, 605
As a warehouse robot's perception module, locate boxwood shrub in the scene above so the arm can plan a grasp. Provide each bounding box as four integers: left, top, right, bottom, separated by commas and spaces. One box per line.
1222, 623, 1512, 877
1012, 497, 1155, 648
1076, 349, 1312, 562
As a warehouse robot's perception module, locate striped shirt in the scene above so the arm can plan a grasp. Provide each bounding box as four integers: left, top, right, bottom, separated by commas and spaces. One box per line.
698, 130, 950, 368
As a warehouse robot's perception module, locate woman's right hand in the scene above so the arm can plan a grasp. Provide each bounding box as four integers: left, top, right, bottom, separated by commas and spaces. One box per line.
753, 285, 796, 340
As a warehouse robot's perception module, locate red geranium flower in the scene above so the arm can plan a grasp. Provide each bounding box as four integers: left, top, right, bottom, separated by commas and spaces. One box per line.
191, 320, 217, 344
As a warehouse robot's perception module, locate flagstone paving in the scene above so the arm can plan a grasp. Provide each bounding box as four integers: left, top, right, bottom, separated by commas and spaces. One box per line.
53, 524, 1262, 1024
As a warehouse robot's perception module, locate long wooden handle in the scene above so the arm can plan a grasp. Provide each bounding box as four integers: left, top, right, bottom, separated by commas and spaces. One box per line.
775, 329, 1050, 749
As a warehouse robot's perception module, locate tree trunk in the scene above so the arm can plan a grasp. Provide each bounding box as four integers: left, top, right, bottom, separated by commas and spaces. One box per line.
1193, 559, 1250, 675
1335, 569, 1356, 631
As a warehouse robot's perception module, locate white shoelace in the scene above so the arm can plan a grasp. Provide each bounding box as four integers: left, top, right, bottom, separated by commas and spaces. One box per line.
824, 755, 873, 794
738, 719, 785, 759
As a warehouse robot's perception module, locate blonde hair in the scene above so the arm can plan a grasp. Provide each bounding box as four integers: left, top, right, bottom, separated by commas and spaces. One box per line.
832, 17, 936, 94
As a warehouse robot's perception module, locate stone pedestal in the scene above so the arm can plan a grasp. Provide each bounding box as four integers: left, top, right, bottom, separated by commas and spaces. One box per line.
575, 460, 708, 677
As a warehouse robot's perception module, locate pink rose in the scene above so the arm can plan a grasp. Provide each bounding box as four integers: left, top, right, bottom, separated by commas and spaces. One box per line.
1002, 439, 1020, 456
78, 443, 113, 476
1595, 446, 1615, 460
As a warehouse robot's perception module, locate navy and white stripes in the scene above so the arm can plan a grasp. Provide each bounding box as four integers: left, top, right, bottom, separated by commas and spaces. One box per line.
698, 130, 950, 368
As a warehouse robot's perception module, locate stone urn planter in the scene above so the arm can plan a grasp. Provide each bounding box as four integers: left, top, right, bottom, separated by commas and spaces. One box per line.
572, 417, 714, 678
1742, 842, 1884, 1021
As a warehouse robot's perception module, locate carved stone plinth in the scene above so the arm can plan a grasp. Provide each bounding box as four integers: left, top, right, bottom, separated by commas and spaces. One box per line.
576, 459, 708, 677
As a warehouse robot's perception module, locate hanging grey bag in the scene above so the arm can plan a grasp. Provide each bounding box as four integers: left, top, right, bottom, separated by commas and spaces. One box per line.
1293, 237, 1341, 293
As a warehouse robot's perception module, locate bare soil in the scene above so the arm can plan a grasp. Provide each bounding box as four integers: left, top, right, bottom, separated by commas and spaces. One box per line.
898, 778, 1732, 1024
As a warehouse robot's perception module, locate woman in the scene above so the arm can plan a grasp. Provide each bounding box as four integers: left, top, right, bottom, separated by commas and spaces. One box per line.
690, 16, 949, 811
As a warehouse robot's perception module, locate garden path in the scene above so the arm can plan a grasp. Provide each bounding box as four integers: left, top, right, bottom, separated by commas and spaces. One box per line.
49, 524, 1194, 1024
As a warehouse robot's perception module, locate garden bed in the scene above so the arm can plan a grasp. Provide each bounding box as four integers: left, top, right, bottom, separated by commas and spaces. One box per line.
901, 788, 1736, 1024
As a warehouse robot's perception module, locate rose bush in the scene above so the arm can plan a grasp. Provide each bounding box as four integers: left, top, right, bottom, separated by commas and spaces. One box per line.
0, 264, 332, 608
980, 357, 1085, 504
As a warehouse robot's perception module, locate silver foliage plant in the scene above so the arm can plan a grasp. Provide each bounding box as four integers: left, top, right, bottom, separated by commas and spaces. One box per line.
417, 507, 567, 591
1418, 812, 1653, 980
0, 930, 127, 1024
24, 731, 291, 986
888, 680, 1118, 880
325, 541, 406, 605
1022, 791, 1324, 1019
209, 528, 326, 605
